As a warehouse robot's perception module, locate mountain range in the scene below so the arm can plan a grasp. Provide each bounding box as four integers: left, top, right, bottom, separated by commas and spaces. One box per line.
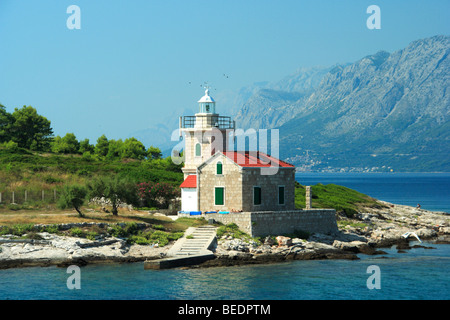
233, 35, 449, 172
135, 35, 449, 172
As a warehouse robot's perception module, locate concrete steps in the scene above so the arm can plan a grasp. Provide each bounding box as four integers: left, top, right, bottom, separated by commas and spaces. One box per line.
144, 226, 217, 269
171, 226, 217, 256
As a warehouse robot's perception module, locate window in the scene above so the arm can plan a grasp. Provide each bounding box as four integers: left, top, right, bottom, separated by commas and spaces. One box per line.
215, 187, 224, 206
278, 186, 285, 205
216, 161, 223, 175
195, 143, 201, 157
206, 104, 210, 112
253, 186, 261, 206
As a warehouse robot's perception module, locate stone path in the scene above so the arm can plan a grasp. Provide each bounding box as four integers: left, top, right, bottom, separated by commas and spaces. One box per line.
167, 225, 217, 256
145, 225, 217, 269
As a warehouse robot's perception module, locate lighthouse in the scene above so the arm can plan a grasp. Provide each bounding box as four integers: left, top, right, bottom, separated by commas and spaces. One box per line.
179, 89, 235, 179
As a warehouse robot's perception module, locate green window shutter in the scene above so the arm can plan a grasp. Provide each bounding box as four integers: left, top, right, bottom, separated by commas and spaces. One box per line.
195, 143, 201, 156
215, 187, 224, 205
254, 187, 261, 205
216, 162, 223, 175
278, 186, 285, 205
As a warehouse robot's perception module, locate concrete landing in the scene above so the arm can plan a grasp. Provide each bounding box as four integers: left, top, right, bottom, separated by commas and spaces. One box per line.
144, 225, 217, 270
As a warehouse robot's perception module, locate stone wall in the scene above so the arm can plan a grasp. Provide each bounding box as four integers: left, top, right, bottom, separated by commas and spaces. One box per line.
241, 168, 295, 212
198, 155, 243, 212
197, 154, 296, 212
182, 128, 228, 178
205, 209, 338, 237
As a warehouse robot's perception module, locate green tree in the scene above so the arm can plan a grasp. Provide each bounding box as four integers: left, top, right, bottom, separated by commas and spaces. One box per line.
95, 134, 109, 157
87, 176, 138, 216
0, 140, 19, 152
51, 133, 80, 154
147, 145, 162, 160
57, 184, 88, 217
0, 104, 14, 143
9, 106, 53, 151
106, 139, 124, 160
79, 138, 95, 154
137, 181, 180, 208
122, 137, 147, 160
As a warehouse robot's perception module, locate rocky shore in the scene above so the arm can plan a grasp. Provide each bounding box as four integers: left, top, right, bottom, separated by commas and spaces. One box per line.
1, 200, 449, 270
204, 200, 449, 267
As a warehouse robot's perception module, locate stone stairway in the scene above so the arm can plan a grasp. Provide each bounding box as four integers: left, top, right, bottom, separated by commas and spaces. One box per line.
168, 225, 217, 256
145, 225, 217, 269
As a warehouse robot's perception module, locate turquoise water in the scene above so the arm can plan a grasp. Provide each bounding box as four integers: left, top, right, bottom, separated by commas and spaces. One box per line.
0, 173, 449, 300
0, 243, 449, 300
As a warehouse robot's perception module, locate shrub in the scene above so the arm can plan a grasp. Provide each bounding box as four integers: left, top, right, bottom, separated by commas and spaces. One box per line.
57, 184, 88, 217
86, 231, 98, 241
7, 203, 24, 211
137, 181, 180, 209
11, 223, 34, 236
152, 224, 165, 231
88, 176, 138, 215
70, 228, 85, 237
109, 222, 139, 238
44, 176, 62, 184
127, 235, 151, 245
216, 223, 248, 239
0, 226, 9, 236
0, 141, 19, 152
149, 230, 170, 246
43, 224, 59, 234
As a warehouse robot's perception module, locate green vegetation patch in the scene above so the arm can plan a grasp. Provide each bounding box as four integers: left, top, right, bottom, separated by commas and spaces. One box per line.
295, 182, 381, 218
216, 223, 259, 244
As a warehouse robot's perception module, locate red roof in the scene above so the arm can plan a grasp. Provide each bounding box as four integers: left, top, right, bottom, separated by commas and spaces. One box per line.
223, 151, 295, 168
180, 175, 197, 188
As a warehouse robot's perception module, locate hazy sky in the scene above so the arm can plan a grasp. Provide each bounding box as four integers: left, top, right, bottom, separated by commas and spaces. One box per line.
1, 0, 449, 145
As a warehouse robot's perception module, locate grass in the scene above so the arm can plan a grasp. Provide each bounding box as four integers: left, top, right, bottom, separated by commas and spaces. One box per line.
295, 182, 383, 217
337, 220, 369, 229
0, 207, 207, 247
216, 223, 260, 244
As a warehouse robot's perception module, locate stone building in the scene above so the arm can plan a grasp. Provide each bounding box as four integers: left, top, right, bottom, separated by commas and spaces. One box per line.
179, 89, 295, 213
178, 89, 338, 237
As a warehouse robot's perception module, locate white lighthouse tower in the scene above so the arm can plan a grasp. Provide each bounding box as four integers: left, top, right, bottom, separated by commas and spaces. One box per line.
179, 88, 235, 178
179, 89, 235, 212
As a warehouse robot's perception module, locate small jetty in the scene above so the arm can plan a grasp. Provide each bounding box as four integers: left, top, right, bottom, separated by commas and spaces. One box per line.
144, 225, 217, 270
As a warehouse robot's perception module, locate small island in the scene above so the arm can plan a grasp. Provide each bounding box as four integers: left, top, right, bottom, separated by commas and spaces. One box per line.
0, 100, 449, 270
1, 183, 448, 269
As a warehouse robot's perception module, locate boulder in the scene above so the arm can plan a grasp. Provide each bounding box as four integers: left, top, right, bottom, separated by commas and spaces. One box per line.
415, 228, 437, 239
263, 236, 275, 245
276, 236, 292, 247
332, 240, 367, 253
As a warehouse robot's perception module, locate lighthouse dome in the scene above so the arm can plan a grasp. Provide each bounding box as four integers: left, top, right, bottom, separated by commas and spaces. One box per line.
197, 88, 216, 113
198, 88, 215, 103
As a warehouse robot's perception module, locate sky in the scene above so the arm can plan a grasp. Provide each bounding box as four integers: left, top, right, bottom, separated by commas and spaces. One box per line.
0, 0, 449, 146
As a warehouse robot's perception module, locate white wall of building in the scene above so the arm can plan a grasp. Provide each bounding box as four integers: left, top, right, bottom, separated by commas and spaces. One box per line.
181, 188, 198, 212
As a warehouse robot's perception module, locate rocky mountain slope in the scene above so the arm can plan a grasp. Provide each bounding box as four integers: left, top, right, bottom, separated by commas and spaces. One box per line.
233, 35, 449, 172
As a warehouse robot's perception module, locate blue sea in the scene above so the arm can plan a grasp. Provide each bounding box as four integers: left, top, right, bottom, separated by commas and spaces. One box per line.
0, 173, 449, 300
